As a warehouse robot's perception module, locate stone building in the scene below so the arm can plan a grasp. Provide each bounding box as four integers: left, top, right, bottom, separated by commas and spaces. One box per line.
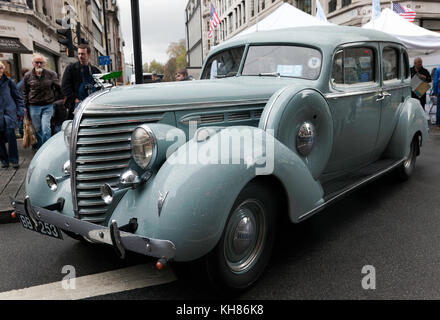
0, 0, 124, 84
324, 0, 440, 31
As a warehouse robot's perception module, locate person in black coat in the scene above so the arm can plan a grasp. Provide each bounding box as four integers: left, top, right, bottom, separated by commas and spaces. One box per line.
61, 44, 101, 119
0, 61, 24, 168
410, 57, 432, 110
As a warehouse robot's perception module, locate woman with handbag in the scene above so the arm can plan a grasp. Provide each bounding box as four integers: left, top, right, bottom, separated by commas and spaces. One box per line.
0, 61, 25, 169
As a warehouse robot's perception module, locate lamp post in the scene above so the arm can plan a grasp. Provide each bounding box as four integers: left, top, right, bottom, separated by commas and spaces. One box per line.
131, 0, 143, 84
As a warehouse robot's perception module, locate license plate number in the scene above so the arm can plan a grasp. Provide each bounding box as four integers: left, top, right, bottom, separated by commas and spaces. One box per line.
18, 214, 63, 239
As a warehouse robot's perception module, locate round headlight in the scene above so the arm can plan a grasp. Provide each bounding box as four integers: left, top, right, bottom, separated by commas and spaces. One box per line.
131, 126, 157, 169
63, 121, 73, 147
296, 122, 315, 156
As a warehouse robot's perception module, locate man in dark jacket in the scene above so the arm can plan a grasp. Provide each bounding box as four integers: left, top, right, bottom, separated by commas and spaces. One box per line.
23, 54, 60, 149
62, 44, 101, 119
410, 57, 432, 110
0, 61, 24, 168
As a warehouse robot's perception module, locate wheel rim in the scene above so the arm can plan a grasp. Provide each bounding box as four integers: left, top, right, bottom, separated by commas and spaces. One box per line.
404, 140, 415, 169
223, 199, 266, 274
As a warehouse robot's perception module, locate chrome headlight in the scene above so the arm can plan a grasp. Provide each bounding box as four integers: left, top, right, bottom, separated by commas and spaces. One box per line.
63, 121, 73, 147
296, 122, 315, 156
131, 125, 157, 169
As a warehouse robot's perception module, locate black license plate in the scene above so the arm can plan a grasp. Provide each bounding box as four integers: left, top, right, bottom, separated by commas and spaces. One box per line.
18, 214, 63, 239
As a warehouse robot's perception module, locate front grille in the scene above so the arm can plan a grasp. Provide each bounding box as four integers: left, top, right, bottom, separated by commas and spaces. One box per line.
73, 105, 163, 224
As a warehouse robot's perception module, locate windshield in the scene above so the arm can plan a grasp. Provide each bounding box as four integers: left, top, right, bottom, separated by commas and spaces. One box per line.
242, 45, 322, 80
201, 46, 245, 79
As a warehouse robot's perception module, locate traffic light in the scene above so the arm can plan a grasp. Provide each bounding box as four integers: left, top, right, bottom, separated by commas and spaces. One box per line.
56, 18, 75, 57
76, 22, 88, 45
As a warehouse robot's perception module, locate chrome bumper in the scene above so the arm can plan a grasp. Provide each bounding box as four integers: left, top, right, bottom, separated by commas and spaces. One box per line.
11, 196, 176, 260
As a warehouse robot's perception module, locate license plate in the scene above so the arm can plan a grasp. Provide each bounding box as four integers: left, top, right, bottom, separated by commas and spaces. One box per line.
18, 214, 63, 240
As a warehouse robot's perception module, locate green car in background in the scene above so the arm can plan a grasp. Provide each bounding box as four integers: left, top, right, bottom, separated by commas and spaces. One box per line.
12, 25, 428, 291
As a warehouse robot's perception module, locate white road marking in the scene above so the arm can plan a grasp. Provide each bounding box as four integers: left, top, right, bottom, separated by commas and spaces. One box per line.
0, 263, 177, 300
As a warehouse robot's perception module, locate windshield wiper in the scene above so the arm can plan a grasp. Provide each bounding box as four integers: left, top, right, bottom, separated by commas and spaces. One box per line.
258, 72, 281, 77
215, 74, 236, 78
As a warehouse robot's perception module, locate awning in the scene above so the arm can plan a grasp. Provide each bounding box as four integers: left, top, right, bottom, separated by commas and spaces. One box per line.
0, 37, 32, 54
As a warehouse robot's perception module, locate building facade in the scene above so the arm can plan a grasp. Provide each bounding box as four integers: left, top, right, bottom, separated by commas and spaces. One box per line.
325, 0, 440, 31
0, 0, 124, 84
185, 0, 317, 77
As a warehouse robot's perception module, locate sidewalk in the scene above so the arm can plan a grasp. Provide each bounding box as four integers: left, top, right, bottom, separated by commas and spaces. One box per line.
0, 139, 34, 223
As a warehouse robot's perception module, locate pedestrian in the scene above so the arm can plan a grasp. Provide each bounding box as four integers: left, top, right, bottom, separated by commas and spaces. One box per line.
411, 57, 431, 110
16, 68, 30, 138
0, 61, 25, 169
51, 98, 67, 135
22, 54, 60, 149
432, 66, 440, 129
61, 44, 101, 119
175, 68, 192, 81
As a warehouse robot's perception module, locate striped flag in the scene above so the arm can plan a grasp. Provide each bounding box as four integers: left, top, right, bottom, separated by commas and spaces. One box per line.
392, 3, 416, 22
208, 3, 221, 39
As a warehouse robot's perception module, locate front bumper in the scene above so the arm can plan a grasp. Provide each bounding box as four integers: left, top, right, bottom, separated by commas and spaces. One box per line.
11, 196, 176, 260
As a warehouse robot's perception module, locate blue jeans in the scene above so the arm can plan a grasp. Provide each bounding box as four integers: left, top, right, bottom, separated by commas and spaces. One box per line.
0, 128, 19, 165
29, 104, 54, 149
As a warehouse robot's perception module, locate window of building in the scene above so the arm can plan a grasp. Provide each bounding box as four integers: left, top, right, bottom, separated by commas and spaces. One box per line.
297, 0, 311, 14
243, 1, 246, 23
331, 47, 376, 85
93, 22, 103, 46
328, 0, 337, 13
92, 0, 101, 19
382, 47, 399, 81
342, 0, 352, 7
251, 0, 255, 16
261, 0, 265, 10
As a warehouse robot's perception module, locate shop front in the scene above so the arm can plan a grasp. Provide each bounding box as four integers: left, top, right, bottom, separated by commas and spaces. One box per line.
0, 36, 32, 82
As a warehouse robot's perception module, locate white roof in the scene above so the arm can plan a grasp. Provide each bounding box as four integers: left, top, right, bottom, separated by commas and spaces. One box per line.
362, 8, 440, 51
236, 3, 331, 37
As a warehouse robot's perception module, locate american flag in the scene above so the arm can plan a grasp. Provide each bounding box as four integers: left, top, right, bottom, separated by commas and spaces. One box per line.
392, 3, 416, 22
208, 3, 221, 39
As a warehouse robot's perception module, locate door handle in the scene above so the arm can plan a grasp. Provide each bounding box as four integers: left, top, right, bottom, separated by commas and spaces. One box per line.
376, 91, 391, 102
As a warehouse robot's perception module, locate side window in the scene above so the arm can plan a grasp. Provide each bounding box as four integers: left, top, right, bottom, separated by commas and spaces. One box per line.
331, 47, 375, 86
382, 47, 399, 81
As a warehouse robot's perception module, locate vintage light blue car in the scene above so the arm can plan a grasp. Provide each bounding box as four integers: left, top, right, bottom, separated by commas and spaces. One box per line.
12, 25, 428, 291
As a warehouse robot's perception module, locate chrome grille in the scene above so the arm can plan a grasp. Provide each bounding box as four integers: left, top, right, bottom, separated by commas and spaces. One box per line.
72, 103, 163, 224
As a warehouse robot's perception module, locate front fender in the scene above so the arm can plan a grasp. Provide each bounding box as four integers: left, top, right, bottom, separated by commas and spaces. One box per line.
383, 97, 428, 159
109, 126, 324, 261
26, 132, 71, 209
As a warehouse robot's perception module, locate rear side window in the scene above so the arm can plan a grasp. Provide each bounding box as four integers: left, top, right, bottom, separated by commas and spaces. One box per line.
331, 47, 375, 86
402, 50, 410, 79
383, 47, 399, 81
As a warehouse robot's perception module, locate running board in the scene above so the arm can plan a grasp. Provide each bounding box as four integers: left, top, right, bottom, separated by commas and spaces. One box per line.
298, 158, 405, 222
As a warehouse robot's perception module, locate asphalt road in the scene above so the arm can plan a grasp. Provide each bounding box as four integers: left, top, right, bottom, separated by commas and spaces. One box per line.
0, 133, 439, 300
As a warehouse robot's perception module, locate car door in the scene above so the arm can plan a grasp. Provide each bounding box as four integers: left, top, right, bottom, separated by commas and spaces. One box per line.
324, 43, 382, 175
375, 43, 411, 153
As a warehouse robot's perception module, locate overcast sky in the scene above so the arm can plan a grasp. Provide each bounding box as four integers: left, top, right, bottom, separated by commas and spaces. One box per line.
117, 0, 187, 65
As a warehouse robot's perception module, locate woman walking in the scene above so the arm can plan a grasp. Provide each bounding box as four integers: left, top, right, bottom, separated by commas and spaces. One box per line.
0, 61, 25, 168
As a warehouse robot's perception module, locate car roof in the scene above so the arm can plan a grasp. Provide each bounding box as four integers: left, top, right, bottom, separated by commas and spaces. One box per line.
209, 25, 403, 55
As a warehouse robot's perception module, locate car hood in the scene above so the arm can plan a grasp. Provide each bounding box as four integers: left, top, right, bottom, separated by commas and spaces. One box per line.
91, 77, 308, 107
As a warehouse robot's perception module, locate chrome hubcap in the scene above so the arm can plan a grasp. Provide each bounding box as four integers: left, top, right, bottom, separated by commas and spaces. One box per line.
224, 200, 266, 274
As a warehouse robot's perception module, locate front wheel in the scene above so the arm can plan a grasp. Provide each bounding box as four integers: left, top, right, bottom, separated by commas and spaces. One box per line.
204, 182, 278, 292
395, 136, 418, 181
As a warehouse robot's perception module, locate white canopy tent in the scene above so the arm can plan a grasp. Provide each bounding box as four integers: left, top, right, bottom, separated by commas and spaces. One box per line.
362, 8, 440, 68
234, 3, 331, 37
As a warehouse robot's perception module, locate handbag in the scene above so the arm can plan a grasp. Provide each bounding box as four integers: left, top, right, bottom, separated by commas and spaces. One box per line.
22, 115, 37, 148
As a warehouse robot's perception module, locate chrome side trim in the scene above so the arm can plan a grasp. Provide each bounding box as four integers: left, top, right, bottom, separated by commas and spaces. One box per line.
263, 86, 289, 130
325, 84, 410, 99
298, 159, 405, 221
85, 98, 269, 114
71, 89, 111, 218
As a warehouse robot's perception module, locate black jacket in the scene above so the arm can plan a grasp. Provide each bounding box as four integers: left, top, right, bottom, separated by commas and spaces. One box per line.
61, 62, 101, 111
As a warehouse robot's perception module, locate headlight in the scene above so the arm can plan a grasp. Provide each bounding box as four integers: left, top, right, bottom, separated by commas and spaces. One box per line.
63, 121, 73, 147
131, 125, 157, 169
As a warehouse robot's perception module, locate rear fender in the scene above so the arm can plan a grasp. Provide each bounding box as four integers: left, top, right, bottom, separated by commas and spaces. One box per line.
383, 97, 428, 159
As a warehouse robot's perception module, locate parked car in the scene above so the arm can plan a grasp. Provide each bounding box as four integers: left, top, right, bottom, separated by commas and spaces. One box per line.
129, 73, 164, 85
12, 25, 428, 292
